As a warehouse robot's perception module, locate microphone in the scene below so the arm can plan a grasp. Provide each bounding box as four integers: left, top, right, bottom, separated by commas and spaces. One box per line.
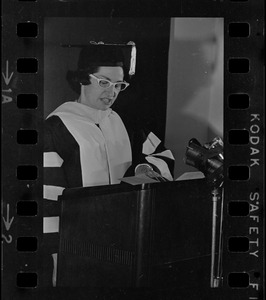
184, 137, 223, 185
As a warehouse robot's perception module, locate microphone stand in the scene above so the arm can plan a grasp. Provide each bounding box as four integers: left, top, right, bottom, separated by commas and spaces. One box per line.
210, 181, 224, 288
183, 136, 224, 288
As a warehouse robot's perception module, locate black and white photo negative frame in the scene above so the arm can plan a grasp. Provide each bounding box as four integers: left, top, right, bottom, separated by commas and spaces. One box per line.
2, 0, 264, 299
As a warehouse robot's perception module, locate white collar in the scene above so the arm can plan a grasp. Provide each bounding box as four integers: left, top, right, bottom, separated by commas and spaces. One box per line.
47, 101, 112, 124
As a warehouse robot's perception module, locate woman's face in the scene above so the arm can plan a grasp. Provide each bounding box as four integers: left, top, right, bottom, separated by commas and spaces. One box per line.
80, 66, 124, 111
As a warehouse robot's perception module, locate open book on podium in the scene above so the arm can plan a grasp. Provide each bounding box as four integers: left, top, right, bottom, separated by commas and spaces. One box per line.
55, 174, 213, 288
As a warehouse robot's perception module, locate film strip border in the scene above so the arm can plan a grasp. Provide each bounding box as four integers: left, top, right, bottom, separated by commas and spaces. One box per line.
1, 0, 264, 299
222, 3, 264, 298
2, 0, 43, 296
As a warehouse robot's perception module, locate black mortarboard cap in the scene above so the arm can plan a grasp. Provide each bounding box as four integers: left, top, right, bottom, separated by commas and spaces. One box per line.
78, 43, 124, 70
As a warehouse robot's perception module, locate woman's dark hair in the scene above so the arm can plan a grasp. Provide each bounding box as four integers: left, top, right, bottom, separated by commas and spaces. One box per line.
66, 66, 99, 94
66, 44, 126, 94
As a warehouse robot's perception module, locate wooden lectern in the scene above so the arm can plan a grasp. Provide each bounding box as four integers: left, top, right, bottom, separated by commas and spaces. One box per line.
56, 179, 214, 288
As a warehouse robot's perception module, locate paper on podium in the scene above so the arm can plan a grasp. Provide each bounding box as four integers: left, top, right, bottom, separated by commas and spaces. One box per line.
120, 173, 158, 185
175, 171, 205, 181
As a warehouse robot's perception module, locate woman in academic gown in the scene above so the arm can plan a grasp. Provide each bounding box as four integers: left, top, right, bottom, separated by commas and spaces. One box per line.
42, 43, 174, 286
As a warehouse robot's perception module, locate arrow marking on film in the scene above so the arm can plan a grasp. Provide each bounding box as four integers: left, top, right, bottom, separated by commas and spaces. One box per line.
2, 204, 14, 231
2, 61, 14, 85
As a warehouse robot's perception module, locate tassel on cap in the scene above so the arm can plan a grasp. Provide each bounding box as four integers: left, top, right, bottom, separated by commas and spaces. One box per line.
127, 41, 136, 76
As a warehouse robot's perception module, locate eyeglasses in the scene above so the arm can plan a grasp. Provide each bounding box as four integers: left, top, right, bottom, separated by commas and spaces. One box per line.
89, 74, 129, 91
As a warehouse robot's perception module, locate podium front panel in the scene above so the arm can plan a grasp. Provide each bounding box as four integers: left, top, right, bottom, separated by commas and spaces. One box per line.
56, 180, 214, 288
57, 185, 153, 287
